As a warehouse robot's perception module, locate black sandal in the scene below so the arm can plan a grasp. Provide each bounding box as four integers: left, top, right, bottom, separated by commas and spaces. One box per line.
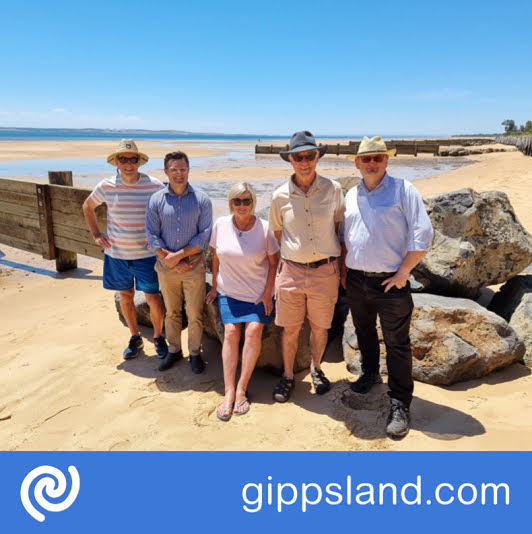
310, 368, 331, 395
273, 376, 295, 403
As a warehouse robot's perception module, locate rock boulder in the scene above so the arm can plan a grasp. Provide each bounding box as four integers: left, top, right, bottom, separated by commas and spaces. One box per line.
488, 274, 532, 367
413, 189, 532, 298
343, 293, 525, 385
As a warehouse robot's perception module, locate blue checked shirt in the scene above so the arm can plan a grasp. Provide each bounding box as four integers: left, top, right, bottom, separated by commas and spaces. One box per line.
343, 174, 433, 272
146, 184, 212, 253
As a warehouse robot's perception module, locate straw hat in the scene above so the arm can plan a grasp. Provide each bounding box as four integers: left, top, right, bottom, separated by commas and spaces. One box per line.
280, 130, 327, 162
107, 139, 149, 166
347, 136, 396, 161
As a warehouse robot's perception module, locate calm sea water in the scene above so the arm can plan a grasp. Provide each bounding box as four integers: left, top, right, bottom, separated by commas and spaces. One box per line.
0, 129, 288, 142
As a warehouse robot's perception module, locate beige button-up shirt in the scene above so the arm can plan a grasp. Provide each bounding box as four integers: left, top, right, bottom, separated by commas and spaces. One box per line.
269, 174, 345, 263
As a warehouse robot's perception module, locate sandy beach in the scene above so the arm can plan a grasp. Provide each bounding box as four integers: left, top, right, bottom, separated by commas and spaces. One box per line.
0, 140, 531, 451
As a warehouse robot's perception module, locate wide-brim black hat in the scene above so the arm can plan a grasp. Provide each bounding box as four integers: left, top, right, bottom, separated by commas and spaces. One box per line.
280, 130, 328, 162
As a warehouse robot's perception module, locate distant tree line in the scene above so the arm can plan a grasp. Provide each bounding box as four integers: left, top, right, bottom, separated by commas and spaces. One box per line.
501, 119, 532, 135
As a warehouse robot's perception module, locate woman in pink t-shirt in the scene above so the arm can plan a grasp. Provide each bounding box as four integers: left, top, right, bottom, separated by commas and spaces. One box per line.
206, 183, 279, 420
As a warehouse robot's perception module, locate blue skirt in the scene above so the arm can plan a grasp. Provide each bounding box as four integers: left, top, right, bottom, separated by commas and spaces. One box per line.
218, 294, 274, 325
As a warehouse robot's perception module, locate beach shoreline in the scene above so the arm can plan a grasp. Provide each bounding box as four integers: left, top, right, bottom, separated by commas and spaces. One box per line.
1, 142, 531, 451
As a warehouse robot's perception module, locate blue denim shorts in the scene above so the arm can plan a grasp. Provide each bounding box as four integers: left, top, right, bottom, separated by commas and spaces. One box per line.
218, 294, 274, 325
103, 255, 159, 294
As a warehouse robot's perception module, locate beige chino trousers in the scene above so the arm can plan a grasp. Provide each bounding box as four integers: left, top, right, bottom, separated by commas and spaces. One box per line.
155, 254, 206, 356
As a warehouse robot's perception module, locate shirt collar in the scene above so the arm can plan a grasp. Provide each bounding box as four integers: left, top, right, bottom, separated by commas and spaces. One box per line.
358, 172, 390, 194
164, 183, 194, 197
288, 173, 323, 196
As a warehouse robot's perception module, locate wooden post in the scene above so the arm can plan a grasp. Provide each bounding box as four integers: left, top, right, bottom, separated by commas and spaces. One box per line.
36, 184, 56, 260
48, 171, 78, 272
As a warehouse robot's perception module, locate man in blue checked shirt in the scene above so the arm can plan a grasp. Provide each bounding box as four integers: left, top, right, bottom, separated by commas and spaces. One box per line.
146, 151, 213, 374
340, 136, 434, 439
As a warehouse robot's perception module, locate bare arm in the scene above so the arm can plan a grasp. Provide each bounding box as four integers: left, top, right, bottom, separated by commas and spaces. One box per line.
205, 248, 219, 304
340, 242, 347, 289
274, 230, 282, 245
82, 196, 111, 249
255, 251, 279, 315
382, 250, 427, 293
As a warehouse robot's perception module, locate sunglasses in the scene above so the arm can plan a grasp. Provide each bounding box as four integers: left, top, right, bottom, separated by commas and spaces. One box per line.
291, 151, 318, 162
117, 156, 139, 164
232, 198, 253, 206
359, 155, 386, 163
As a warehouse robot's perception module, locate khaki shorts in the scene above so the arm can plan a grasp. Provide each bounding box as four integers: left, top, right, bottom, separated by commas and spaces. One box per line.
275, 259, 340, 329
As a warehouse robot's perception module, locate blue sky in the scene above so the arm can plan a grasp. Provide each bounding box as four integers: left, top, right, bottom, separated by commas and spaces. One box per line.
1, 0, 531, 135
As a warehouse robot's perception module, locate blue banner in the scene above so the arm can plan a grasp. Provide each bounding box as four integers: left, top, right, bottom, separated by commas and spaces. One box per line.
1, 452, 528, 533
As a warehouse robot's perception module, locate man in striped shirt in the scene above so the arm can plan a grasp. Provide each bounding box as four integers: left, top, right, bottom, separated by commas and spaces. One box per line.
82, 139, 167, 360
146, 151, 213, 374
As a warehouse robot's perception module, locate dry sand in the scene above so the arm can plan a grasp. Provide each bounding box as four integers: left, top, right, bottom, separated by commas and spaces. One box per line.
0, 144, 531, 451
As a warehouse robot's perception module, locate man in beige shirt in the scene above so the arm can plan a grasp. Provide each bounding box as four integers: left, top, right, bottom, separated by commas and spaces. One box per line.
269, 131, 344, 402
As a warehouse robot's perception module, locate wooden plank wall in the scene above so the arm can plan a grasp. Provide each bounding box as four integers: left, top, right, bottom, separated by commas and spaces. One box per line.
0, 178, 106, 261
255, 137, 494, 156
0, 178, 41, 254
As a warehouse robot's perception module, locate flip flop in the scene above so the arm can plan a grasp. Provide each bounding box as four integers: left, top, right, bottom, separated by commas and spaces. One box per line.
234, 398, 250, 416
216, 401, 234, 421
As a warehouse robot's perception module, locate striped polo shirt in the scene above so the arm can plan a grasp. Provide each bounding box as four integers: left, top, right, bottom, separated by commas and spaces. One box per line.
89, 171, 164, 260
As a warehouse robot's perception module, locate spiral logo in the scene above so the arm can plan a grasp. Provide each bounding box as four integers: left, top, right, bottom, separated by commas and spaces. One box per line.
20, 465, 80, 522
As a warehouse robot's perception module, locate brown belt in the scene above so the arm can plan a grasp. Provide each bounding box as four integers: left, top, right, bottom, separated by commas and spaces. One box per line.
349, 268, 396, 278
286, 256, 337, 269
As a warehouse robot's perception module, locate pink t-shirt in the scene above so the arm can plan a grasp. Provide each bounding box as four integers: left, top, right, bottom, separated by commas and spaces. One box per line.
210, 216, 279, 302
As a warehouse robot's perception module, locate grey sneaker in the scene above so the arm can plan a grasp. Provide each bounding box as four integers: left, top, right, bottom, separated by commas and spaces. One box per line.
386, 399, 410, 438
350, 372, 383, 394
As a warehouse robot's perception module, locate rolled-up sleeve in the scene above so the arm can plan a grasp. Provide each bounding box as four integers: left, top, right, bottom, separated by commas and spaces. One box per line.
403, 185, 434, 251
189, 195, 213, 250
146, 194, 167, 252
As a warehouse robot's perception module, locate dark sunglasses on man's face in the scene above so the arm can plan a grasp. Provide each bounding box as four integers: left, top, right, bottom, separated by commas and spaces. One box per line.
232, 198, 253, 206
117, 156, 139, 164
291, 151, 318, 162
360, 155, 385, 163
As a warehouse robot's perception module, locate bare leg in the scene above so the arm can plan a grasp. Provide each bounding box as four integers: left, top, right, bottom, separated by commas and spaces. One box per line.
236, 322, 264, 403
119, 289, 139, 336
145, 293, 165, 338
308, 320, 329, 372
221, 323, 243, 406
281, 323, 303, 379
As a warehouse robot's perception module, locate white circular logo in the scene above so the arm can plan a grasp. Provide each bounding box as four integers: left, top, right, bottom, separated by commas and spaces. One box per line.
20, 465, 80, 522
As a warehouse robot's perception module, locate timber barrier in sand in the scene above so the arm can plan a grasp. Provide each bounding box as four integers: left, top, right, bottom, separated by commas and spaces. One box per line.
255, 137, 495, 156
0, 172, 105, 272
496, 135, 532, 156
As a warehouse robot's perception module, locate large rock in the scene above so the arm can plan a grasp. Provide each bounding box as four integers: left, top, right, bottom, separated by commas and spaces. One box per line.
343, 293, 525, 386
488, 275, 532, 367
413, 189, 532, 298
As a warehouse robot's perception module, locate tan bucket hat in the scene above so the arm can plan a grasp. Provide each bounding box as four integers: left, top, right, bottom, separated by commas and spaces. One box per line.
107, 139, 149, 166
347, 136, 396, 161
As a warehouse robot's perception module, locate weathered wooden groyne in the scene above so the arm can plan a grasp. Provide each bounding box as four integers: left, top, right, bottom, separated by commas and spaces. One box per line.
496, 135, 532, 156
0, 172, 105, 272
256, 137, 495, 157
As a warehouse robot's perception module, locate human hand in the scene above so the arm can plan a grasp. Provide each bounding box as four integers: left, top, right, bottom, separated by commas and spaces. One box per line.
205, 286, 218, 304
255, 293, 274, 315
163, 251, 182, 268
382, 270, 409, 293
174, 260, 192, 273
93, 233, 111, 249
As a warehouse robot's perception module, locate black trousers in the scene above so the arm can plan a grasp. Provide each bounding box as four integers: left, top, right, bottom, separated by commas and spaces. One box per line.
346, 268, 414, 406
